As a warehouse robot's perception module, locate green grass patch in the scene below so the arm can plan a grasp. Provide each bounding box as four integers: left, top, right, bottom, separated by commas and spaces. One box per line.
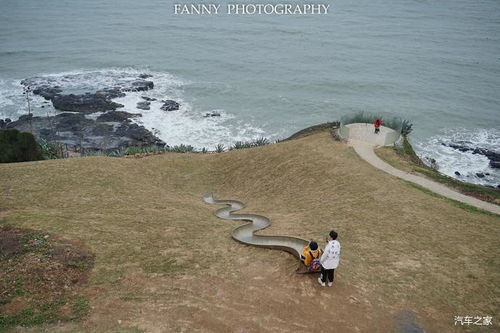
0, 296, 89, 329
142, 258, 183, 274
71, 297, 90, 320
66, 260, 89, 270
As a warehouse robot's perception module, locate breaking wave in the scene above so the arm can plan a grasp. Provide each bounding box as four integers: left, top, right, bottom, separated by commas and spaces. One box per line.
0, 68, 267, 148
414, 128, 500, 187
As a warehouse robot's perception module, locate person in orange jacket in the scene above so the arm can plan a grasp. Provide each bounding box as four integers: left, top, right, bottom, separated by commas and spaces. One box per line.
374, 119, 382, 134
301, 240, 322, 272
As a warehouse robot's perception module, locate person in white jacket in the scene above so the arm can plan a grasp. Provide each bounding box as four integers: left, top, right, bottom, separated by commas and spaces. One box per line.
318, 230, 340, 287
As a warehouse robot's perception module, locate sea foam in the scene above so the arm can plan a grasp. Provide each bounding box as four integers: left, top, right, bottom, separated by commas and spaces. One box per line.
415, 128, 500, 187
0, 68, 267, 149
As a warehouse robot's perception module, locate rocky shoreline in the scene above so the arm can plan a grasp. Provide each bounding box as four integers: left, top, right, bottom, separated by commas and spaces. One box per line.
443, 142, 500, 169
0, 73, 182, 152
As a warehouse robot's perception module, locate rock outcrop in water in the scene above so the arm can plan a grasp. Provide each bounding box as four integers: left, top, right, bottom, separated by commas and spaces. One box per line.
1, 112, 164, 152
160, 100, 180, 111
51, 94, 124, 113
21, 77, 155, 114
9, 73, 179, 152
136, 101, 151, 110
444, 142, 500, 169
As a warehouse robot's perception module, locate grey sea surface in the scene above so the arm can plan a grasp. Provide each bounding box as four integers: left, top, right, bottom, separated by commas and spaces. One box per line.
0, 0, 499, 185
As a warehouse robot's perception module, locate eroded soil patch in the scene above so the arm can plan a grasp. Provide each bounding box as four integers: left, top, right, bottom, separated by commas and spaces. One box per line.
0, 225, 94, 329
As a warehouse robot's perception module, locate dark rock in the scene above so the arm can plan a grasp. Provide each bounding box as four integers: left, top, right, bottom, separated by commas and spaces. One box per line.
96, 87, 126, 99
96, 111, 140, 122
18, 114, 33, 122
39, 128, 52, 137
32, 85, 63, 100
6, 112, 162, 151
12, 74, 164, 151
122, 81, 154, 92
91, 123, 114, 136
52, 93, 124, 113
160, 100, 180, 111
54, 113, 94, 132
115, 122, 165, 147
5, 118, 11, 123
454, 171, 461, 176
136, 101, 151, 110
204, 112, 221, 117
473, 147, 500, 162
497, 184, 500, 189
0, 120, 4, 129
490, 161, 500, 169
446, 143, 500, 164
141, 96, 157, 102
476, 173, 485, 178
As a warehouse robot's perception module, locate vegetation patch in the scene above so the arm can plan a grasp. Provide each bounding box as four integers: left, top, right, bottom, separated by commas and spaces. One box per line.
0, 129, 41, 163
0, 226, 94, 329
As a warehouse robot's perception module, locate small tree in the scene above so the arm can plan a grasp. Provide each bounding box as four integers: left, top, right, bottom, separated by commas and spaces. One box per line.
0, 129, 42, 163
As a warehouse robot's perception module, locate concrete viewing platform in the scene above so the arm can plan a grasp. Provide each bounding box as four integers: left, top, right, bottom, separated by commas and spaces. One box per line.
341, 123, 399, 146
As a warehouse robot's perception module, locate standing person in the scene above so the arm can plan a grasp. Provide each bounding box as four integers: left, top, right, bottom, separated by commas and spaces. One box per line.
374, 119, 382, 134
301, 240, 322, 272
318, 231, 340, 287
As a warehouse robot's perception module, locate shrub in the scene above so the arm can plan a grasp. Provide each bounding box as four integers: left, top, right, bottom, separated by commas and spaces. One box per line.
169, 144, 195, 153
215, 144, 225, 153
230, 137, 270, 150
38, 139, 65, 160
0, 129, 41, 163
401, 119, 413, 137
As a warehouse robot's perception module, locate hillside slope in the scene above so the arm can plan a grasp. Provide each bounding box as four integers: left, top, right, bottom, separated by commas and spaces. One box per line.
1, 131, 498, 332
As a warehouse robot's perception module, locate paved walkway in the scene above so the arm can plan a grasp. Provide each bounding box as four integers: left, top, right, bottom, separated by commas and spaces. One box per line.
349, 139, 500, 215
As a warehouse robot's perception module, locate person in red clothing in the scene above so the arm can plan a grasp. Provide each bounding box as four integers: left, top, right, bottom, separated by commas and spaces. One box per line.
374, 119, 382, 134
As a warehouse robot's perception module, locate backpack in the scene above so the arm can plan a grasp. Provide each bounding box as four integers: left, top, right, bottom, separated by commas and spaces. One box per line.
307, 250, 321, 272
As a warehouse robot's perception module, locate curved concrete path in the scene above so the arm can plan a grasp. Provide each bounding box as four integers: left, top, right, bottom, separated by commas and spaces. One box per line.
203, 194, 309, 259
349, 138, 500, 215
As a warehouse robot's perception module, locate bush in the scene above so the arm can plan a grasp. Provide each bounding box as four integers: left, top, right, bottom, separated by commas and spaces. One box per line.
169, 144, 195, 153
230, 137, 270, 150
215, 144, 225, 153
0, 129, 41, 163
38, 139, 65, 160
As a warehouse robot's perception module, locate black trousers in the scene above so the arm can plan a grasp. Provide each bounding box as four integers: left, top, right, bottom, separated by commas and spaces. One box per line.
321, 266, 335, 283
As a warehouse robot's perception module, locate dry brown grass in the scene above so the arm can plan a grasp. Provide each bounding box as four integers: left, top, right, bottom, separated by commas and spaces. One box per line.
0, 131, 498, 333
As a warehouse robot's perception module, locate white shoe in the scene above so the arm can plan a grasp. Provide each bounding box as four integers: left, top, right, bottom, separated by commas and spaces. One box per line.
317, 277, 325, 287
328, 282, 333, 287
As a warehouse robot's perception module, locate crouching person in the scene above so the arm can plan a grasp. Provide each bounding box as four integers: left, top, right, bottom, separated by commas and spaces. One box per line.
301, 241, 322, 272
318, 231, 340, 287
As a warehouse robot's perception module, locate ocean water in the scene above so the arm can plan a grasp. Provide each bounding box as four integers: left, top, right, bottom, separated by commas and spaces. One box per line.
0, 0, 499, 185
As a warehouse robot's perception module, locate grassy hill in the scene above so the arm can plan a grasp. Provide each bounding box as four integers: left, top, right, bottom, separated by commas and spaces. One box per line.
1, 130, 498, 332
